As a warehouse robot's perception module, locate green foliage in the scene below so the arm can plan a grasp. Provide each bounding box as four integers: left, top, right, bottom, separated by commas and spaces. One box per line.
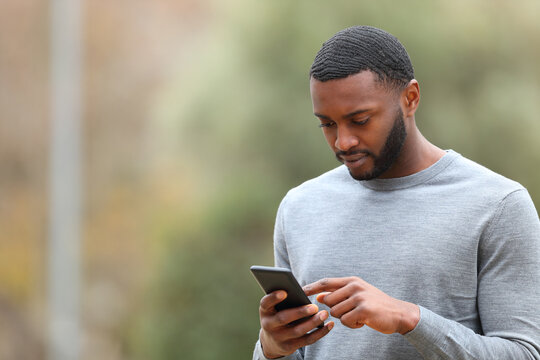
132, 174, 276, 360
134, 233, 268, 359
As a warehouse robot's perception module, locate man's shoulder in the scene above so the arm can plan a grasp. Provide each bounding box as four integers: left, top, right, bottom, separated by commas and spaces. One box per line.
449, 152, 525, 195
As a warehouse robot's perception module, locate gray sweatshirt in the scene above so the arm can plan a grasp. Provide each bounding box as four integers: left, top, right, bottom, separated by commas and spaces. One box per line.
253, 150, 540, 359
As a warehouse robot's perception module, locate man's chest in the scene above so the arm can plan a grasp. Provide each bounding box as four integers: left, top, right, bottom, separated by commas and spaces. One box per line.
283, 201, 484, 314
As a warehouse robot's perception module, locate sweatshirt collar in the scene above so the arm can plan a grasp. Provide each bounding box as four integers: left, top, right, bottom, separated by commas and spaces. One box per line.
353, 150, 460, 191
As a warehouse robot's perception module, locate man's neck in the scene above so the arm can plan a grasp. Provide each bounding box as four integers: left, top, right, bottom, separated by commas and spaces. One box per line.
379, 128, 445, 179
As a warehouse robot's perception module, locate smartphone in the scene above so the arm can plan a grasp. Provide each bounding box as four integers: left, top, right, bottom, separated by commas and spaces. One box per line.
250, 265, 323, 328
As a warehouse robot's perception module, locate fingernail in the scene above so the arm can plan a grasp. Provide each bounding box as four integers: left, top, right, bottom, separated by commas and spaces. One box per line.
307, 304, 319, 314
277, 291, 286, 300
328, 322, 334, 331
319, 311, 328, 321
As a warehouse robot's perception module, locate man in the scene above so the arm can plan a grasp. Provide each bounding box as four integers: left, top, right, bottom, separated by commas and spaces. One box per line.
253, 26, 540, 359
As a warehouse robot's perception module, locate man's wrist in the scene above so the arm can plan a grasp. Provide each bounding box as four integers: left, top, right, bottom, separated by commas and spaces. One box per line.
259, 331, 283, 359
397, 302, 420, 335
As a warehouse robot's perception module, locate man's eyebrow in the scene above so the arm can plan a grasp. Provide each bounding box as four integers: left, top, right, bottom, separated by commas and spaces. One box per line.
343, 109, 370, 119
314, 109, 370, 121
314, 112, 332, 120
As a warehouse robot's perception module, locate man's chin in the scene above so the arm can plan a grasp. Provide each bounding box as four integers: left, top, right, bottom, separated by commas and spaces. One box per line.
347, 168, 377, 181
340, 157, 378, 181
346, 161, 391, 181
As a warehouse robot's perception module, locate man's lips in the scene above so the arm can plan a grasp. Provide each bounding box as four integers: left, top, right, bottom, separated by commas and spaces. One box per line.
336, 152, 370, 169
340, 154, 368, 162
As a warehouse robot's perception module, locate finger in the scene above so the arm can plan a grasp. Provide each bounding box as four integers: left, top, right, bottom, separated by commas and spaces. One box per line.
340, 307, 366, 329
291, 310, 329, 336
303, 277, 351, 295
264, 304, 319, 331
328, 296, 358, 318
287, 321, 335, 350
260, 291, 287, 313
275, 304, 319, 327
315, 292, 331, 303
322, 283, 360, 307
274, 310, 329, 342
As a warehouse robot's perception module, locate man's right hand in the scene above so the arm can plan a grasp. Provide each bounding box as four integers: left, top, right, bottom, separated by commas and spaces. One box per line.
258, 290, 334, 359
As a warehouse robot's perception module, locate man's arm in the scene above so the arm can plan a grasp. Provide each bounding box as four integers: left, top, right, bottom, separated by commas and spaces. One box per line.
404, 189, 540, 359
253, 197, 333, 360
404, 305, 538, 359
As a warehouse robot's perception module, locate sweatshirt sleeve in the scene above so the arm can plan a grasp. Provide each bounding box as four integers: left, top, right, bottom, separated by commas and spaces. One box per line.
253, 340, 304, 360
404, 189, 540, 359
273, 196, 292, 270
253, 196, 304, 360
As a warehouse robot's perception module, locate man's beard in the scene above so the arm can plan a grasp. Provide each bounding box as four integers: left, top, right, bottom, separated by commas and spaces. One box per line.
336, 108, 407, 181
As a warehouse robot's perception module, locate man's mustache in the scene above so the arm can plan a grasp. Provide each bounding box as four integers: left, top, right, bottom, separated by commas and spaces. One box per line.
335, 149, 373, 158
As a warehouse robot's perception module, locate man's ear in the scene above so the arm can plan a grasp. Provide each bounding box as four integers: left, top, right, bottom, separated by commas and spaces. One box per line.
402, 80, 420, 117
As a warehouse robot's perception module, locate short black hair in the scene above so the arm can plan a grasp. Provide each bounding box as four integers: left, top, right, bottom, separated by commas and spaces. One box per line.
310, 26, 414, 91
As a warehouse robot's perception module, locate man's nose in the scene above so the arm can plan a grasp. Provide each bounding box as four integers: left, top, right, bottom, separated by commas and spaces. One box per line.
335, 126, 359, 152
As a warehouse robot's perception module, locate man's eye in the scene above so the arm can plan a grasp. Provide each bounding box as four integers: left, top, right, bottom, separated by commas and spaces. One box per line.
353, 118, 369, 126
318, 122, 335, 128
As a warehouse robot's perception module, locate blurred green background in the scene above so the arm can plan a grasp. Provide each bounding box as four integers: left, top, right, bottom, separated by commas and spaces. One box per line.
0, 0, 539, 359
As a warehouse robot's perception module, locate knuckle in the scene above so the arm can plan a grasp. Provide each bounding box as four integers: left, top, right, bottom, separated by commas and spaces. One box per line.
341, 312, 354, 325
350, 282, 362, 291
275, 312, 287, 326
343, 318, 354, 328
260, 295, 272, 310
292, 325, 305, 338
355, 311, 367, 324
359, 309, 370, 322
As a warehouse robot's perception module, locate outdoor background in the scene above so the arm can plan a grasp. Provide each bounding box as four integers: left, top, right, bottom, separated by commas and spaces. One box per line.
0, 0, 539, 359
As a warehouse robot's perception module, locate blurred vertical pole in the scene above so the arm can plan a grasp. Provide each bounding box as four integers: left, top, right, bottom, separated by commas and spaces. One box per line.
48, 0, 83, 359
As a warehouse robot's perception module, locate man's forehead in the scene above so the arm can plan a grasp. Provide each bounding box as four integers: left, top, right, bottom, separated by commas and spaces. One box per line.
310, 71, 389, 104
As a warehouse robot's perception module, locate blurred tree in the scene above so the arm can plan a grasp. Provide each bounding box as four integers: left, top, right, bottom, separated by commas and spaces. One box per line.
134, 0, 539, 359
1, 0, 538, 359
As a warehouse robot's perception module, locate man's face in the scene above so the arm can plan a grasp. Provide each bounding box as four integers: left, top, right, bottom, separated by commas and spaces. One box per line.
310, 71, 407, 181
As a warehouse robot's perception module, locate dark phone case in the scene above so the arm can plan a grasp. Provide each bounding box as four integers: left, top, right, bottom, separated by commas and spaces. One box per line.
250, 266, 324, 329
250, 265, 312, 311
